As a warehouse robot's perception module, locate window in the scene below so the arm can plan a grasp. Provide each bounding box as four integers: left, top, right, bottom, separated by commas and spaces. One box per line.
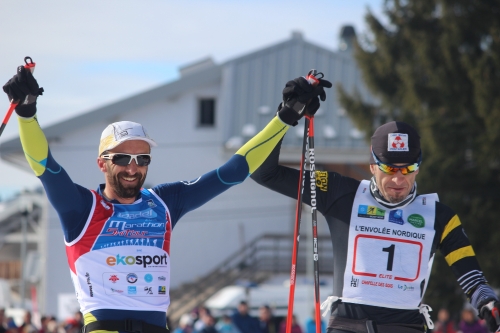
198, 98, 216, 127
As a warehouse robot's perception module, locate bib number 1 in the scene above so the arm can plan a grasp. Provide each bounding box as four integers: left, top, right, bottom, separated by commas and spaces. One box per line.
352, 234, 423, 282
382, 244, 395, 271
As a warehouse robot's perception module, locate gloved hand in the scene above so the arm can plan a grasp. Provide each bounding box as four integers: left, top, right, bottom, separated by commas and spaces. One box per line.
277, 76, 332, 126
3, 65, 44, 118
479, 300, 500, 332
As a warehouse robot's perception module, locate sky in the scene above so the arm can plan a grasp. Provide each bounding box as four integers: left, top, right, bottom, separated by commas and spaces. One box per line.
0, 0, 384, 199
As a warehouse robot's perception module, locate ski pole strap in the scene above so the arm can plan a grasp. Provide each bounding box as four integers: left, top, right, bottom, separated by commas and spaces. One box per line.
320, 296, 340, 317
82, 319, 170, 333
418, 304, 434, 330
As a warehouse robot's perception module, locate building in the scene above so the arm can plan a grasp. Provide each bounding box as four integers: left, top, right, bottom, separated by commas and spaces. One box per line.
0, 27, 375, 318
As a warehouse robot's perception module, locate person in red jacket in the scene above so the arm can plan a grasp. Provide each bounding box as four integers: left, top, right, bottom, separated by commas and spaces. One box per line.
433, 308, 457, 333
279, 315, 302, 333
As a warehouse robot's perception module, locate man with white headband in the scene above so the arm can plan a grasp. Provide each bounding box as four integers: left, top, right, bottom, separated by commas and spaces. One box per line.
252, 121, 500, 333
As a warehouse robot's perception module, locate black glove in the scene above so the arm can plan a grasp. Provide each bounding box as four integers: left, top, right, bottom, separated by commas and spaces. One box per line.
3, 66, 44, 118
479, 300, 500, 332
278, 76, 332, 126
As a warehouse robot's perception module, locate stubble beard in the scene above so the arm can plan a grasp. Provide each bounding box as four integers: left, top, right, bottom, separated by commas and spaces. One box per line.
386, 193, 406, 204
108, 170, 147, 199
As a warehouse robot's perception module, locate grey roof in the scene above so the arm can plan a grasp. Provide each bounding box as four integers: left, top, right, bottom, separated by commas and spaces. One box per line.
220, 31, 373, 151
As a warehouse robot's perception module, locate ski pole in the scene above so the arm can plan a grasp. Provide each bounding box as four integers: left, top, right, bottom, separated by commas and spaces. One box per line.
286, 69, 322, 333
0, 57, 36, 137
306, 113, 322, 333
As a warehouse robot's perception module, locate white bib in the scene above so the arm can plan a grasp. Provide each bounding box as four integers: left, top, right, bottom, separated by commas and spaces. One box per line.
66, 189, 173, 314
342, 180, 438, 309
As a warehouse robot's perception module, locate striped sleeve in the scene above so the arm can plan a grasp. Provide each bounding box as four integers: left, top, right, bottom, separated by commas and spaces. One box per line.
457, 270, 488, 296
469, 284, 499, 309
440, 215, 476, 266
434, 203, 487, 299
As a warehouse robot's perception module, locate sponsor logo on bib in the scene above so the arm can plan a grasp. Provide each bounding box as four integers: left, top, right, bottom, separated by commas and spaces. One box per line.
407, 214, 425, 228
398, 284, 415, 291
358, 205, 386, 219
389, 210, 404, 225
126, 273, 138, 283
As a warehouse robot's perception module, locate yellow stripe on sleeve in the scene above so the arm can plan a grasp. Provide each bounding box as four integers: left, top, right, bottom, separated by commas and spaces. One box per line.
235, 116, 289, 174
18, 116, 49, 176
444, 245, 475, 266
441, 214, 462, 243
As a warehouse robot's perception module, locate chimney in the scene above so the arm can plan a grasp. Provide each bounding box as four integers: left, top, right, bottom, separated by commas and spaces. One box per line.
291, 30, 304, 40
339, 25, 356, 52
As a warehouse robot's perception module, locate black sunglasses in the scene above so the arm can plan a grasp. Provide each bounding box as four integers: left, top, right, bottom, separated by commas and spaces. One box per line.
101, 153, 152, 167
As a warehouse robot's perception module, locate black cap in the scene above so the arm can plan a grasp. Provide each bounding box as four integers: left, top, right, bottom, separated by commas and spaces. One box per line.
370, 121, 421, 164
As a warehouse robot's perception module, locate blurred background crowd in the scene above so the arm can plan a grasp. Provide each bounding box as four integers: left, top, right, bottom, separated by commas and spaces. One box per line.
0, 302, 492, 333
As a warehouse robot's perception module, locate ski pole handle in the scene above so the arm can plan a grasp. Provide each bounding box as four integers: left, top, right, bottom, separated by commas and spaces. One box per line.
485, 301, 500, 325
306, 69, 322, 86
484, 301, 500, 332
24, 56, 36, 73
485, 301, 500, 323
294, 69, 323, 115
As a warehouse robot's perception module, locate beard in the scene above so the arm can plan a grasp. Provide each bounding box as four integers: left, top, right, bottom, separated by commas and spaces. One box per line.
107, 170, 147, 199
386, 193, 406, 204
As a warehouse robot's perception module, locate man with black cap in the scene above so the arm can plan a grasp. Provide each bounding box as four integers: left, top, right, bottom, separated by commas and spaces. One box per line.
251, 121, 500, 333
2, 64, 332, 333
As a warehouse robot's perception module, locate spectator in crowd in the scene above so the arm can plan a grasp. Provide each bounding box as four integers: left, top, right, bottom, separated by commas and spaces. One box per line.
174, 314, 193, 333
279, 315, 303, 333
19, 311, 37, 333
5, 317, 17, 333
258, 305, 279, 333
459, 307, 488, 333
45, 317, 58, 333
231, 301, 260, 333
72, 312, 83, 331
434, 308, 458, 333
199, 314, 217, 333
215, 314, 241, 333
0, 308, 6, 333
39, 315, 58, 333
63, 318, 80, 333
39, 315, 47, 333
304, 310, 325, 333
193, 307, 211, 333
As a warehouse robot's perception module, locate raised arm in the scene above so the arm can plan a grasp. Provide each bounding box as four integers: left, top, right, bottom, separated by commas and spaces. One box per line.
154, 75, 332, 224
3, 65, 93, 242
